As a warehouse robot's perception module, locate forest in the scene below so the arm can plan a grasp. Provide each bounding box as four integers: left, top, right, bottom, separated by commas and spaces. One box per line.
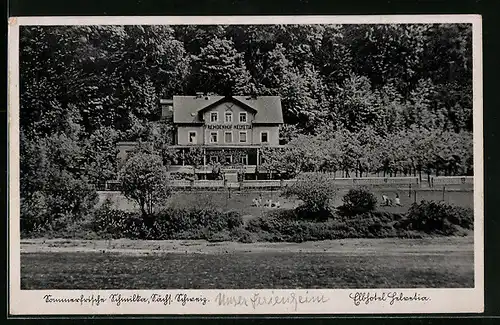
19, 24, 473, 227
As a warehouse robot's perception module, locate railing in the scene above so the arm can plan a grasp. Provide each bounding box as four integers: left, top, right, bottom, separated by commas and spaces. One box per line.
242, 180, 282, 188
168, 165, 258, 174
99, 177, 422, 192
431, 176, 473, 187
351, 177, 419, 186
193, 180, 225, 189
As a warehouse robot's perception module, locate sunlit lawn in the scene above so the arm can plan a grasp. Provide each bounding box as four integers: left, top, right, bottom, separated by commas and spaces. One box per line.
104, 188, 473, 217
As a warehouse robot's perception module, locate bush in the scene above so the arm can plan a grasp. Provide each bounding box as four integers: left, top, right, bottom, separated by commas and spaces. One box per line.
119, 151, 170, 220
91, 203, 143, 239
338, 187, 377, 216
230, 227, 257, 243
20, 173, 99, 236
281, 173, 337, 220
20, 192, 49, 236
206, 231, 232, 242
155, 208, 243, 235
406, 201, 473, 235
133, 207, 244, 240
90, 204, 245, 240
246, 209, 408, 242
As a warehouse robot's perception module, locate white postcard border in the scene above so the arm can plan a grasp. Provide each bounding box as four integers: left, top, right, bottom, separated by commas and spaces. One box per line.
7, 15, 484, 315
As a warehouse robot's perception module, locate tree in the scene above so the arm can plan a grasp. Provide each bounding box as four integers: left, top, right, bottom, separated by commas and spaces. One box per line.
318, 25, 353, 85
84, 126, 120, 185
338, 188, 378, 216
260, 146, 303, 179
282, 173, 337, 220
335, 74, 381, 132
192, 37, 254, 95
119, 152, 170, 224
346, 24, 428, 94
20, 129, 99, 233
183, 146, 205, 180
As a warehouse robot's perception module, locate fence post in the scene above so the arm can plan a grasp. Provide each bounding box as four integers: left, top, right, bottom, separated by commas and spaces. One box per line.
409, 183, 412, 198
442, 186, 446, 202
413, 190, 417, 203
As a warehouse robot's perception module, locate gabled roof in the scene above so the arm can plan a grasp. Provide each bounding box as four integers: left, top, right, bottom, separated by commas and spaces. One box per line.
197, 96, 258, 115
172, 95, 284, 124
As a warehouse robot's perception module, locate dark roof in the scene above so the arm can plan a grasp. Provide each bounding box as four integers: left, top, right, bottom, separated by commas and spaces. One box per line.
172, 95, 283, 124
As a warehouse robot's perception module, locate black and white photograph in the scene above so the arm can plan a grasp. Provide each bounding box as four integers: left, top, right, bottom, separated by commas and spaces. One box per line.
8, 15, 483, 315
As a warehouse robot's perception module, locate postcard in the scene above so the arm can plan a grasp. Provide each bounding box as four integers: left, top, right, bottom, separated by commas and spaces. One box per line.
8, 14, 483, 315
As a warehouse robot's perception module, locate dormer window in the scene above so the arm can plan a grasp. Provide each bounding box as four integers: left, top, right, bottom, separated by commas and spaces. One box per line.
239, 112, 247, 123
210, 112, 218, 122
225, 112, 233, 123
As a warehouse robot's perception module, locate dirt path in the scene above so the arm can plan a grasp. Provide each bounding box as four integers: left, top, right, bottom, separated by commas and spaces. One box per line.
21, 236, 473, 256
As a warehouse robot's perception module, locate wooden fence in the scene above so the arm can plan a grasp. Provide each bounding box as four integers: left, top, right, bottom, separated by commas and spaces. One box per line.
430, 176, 474, 187
101, 177, 424, 191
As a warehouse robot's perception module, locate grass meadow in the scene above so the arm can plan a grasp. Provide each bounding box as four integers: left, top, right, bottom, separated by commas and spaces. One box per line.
21, 186, 475, 289
99, 187, 474, 216
21, 237, 474, 289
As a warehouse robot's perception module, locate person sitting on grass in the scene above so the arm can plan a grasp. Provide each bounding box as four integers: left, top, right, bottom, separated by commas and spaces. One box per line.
252, 198, 260, 207
265, 199, 271, 208
395, 193, 402, 206
382, 194, 388, 206
274, 201, 281, 208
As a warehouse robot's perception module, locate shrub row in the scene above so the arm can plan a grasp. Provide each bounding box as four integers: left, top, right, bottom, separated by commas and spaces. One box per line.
405, 200, 473, 235
91, 203, 244, 240
23, 192, 473, 242
242, 200, 473, 242
245, 211, 410, 243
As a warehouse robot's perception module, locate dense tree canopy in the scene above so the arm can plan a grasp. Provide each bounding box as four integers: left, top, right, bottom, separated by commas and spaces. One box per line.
20, 24, 473, 136
19, 23, 474, 195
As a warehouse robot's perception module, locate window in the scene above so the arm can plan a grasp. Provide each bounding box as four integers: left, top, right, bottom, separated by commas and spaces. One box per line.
225, 155, 232, 164
240, 154, 248, 165
225, 112, 233, 123
188, 131, 197, 144
239, 112, 247, 123
210, 155, 219, 163
239, 131, 247, 143
210, 112, 218, 122
210, 131, 218, 143
224, 131, 233, 143
261, 131, 269, 143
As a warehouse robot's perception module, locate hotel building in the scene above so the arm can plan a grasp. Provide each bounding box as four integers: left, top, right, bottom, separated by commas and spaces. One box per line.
118, 94, 284, 181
